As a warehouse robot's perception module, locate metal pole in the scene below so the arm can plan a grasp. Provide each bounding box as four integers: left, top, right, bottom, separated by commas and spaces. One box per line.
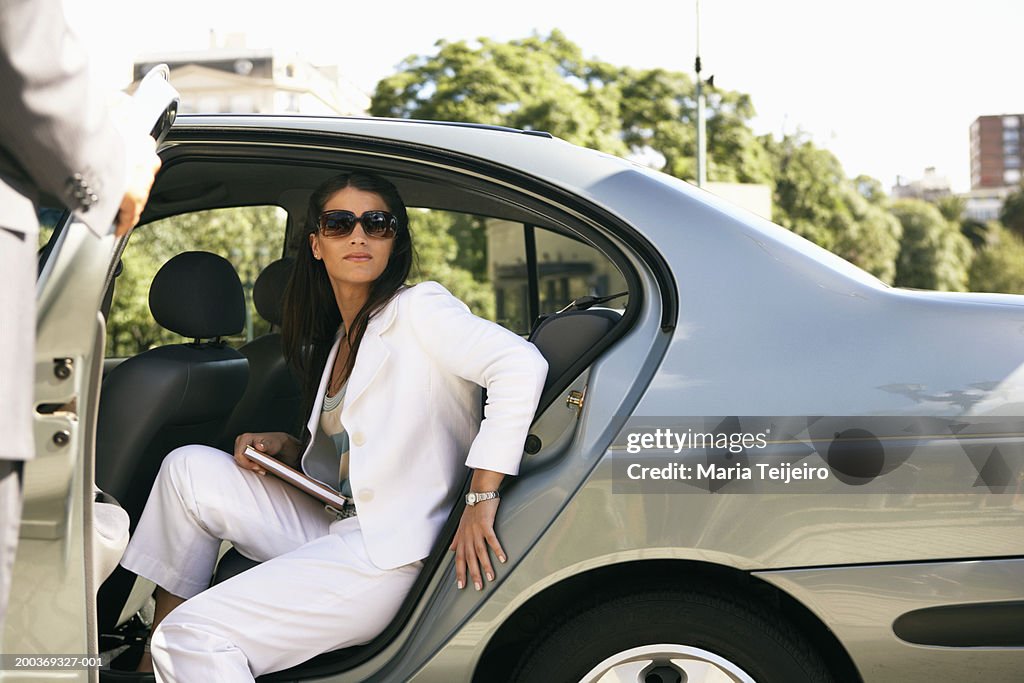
695, 0, 707, 188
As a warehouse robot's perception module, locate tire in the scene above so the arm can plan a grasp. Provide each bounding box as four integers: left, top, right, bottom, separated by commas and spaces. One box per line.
509, 584, 835, 683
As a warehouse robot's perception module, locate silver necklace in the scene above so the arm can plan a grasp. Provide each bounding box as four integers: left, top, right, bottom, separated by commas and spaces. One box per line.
323, 386, 344, 412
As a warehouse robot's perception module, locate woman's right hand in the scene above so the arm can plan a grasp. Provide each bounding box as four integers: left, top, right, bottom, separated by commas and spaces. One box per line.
232, 432, 301, 474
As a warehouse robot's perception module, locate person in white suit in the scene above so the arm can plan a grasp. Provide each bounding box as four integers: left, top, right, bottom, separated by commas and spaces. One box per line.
119, 170, 548, 681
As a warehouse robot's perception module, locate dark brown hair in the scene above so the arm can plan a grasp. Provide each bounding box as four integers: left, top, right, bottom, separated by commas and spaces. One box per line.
281, 171, 412, 436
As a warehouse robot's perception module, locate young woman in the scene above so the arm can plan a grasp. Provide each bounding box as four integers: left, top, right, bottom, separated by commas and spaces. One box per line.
119, 171, 548, 681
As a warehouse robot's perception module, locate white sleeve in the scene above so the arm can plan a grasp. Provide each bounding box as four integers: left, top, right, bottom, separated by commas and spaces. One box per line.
405, 281, 548, 475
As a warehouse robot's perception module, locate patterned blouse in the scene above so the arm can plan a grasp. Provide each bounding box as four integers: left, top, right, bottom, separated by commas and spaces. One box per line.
304, 381, 351, 498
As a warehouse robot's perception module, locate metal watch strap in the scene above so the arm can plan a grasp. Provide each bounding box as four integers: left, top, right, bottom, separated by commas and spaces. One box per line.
466, 491, 500, 506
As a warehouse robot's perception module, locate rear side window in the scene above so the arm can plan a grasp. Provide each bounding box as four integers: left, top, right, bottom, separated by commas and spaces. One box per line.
406, 207, 628, 336
107, 203, 628, 356
407, 208, 501, 323
106, 206, 287, 357
534, 229, 629, 317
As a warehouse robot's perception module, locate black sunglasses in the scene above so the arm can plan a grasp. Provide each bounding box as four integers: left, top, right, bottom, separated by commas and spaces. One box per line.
317, 210, 398, 239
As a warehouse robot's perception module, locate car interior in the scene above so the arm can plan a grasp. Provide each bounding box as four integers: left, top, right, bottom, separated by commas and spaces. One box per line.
49, 141, 641, 678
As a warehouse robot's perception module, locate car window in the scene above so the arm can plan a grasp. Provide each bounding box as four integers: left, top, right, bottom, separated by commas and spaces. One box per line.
106, 205, 287, 357
406, 207, 627, 336
107, 204, 626, 357
534, 229, 630, 316
486, 218, 532, 333
406, 207, 502, 324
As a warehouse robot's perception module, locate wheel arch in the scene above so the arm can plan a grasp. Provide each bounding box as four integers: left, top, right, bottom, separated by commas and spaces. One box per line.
472, 558, 862, 683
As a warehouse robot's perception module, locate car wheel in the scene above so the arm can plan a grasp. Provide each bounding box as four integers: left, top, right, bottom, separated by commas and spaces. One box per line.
509, 586, 835, 683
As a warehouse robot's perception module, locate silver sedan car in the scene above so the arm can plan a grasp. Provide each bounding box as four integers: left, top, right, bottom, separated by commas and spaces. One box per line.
6, 111, 1024, 683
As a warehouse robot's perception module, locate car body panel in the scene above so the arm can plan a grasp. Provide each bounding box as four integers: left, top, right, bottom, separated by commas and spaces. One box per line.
405, 457, 1023, 681
10, 114, 1023, 682
755, 558, 1024, 682
128, 119, 1024, 681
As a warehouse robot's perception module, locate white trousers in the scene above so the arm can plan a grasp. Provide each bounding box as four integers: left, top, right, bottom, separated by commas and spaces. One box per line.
119, 445, 422, 682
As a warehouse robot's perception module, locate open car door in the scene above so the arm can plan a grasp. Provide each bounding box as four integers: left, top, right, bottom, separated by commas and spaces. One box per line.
1, 67, 178, 682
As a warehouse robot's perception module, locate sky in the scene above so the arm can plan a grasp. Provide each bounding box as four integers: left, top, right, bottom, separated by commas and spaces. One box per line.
66, 0, 1024, 194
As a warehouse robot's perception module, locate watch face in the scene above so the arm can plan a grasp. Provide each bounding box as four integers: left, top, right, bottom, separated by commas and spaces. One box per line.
467, 493, 476, 504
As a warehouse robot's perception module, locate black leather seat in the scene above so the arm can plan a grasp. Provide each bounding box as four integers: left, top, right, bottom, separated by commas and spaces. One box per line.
217, 257, 301, 451
96, 250, 249, 633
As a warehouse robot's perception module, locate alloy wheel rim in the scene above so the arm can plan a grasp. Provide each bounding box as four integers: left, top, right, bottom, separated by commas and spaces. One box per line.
581, 643, 757, 683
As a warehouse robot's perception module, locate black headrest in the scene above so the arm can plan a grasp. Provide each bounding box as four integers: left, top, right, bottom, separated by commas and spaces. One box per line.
149, 251, 245, 339
252, 257, 294, 327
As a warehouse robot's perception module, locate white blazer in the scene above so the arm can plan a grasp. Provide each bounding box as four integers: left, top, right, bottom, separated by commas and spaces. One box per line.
299, 281, 548, 569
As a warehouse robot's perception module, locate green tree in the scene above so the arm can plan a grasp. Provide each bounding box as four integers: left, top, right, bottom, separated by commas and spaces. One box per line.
891, 199, 973, 291
969, 224, 1024, 294
615, 67, 772, 184
704, 90, 774, 184
372, 30, 625, 154
371, 30, 773, 184
959, 218, 991, 250
933, 194, 992, 250
374, 30, 1014, 293
406, 208, 494, 320
833, 183, 903, 284
616, 67, 694, 177
766, 135, 901, 282
767, 135, 847, 249
935, 195, 965, 223
998, 184, 1024, 238
853, 175, 887, 205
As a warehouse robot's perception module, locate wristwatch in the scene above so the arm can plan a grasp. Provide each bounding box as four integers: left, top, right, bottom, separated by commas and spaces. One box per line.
466, 491, 500, 506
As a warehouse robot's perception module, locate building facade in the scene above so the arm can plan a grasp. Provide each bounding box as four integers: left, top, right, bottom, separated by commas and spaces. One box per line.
131, 39, 368, 116
970, 114, 1023, 189
891, 167, 953, 202
962, 186, 1013, 223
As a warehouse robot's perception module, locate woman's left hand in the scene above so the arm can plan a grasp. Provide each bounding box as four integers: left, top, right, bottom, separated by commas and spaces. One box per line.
450, 499, 506, 591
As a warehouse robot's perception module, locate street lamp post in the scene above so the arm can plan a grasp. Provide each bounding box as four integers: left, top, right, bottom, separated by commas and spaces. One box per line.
695, 0, 707, 188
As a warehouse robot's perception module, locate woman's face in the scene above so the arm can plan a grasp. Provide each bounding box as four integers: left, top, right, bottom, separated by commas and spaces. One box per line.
309, 186, 395, 293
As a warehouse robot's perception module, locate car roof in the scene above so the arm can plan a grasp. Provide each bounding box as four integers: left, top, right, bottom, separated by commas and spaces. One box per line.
164, 114, 888, 295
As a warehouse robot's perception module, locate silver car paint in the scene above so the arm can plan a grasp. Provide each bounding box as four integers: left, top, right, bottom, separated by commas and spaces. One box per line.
755, 559, 1024, 682
10, 116, 1023, 682
148, 120, 1024, 681
275, 122, 1021, 681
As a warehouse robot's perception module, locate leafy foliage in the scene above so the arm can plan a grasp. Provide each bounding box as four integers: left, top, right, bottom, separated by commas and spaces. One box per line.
935, 195, 966, 223
891, 199, 973, 291
959, 218, 991, 250
371, 30, 772, 184
766, 135, 901, 283
969, 224, 1024, 294
406, 208, 494, 319
371, 30, 623, 154
998, 184, 1024, 239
